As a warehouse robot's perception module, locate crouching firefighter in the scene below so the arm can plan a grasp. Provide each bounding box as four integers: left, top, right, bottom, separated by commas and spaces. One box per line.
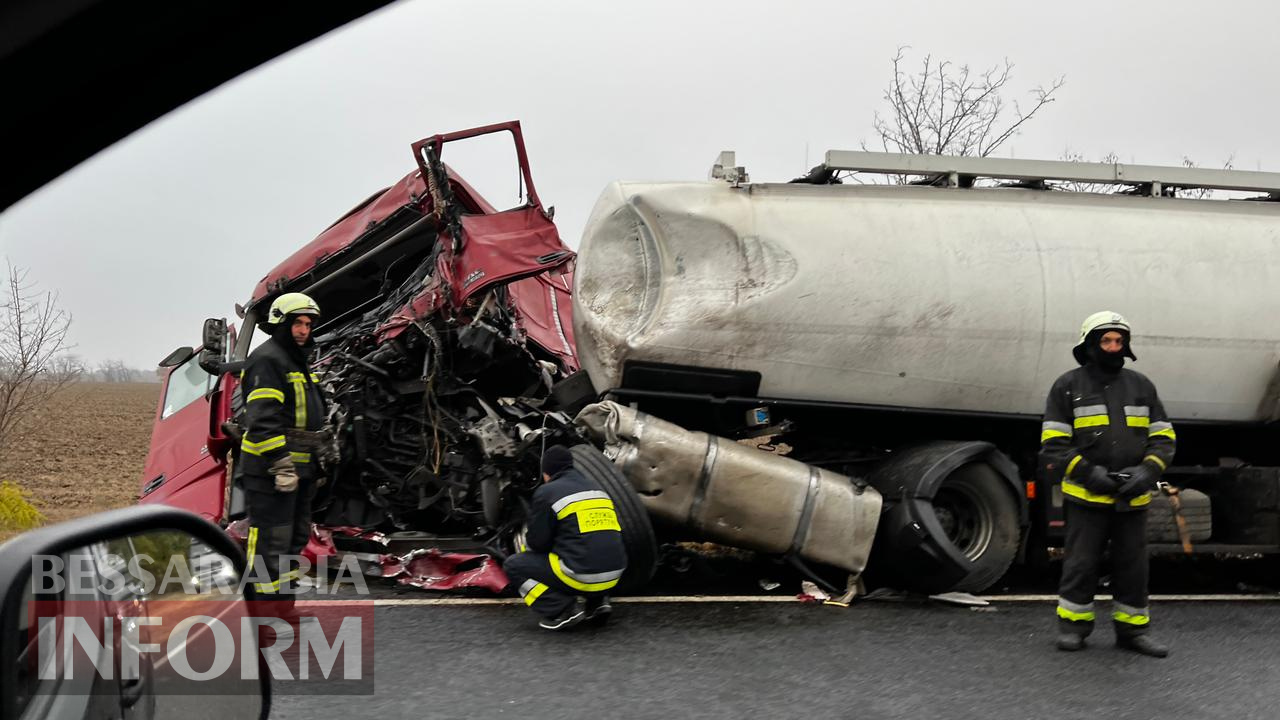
240, 292, 328, 601
504, 445, 628, 631
1039, 311, 1176, 657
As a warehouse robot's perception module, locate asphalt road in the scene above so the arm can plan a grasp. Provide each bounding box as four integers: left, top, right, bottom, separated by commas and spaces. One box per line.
265, 599, 1280, 720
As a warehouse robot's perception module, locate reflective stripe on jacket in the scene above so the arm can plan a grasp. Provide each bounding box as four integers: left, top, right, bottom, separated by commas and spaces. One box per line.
1039, 365, 1176, 511
525, 467, 627, 584
239, 334, 326, 479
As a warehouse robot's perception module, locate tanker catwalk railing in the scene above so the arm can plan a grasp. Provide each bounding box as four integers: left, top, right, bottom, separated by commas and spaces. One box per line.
822, 150, 1280, 198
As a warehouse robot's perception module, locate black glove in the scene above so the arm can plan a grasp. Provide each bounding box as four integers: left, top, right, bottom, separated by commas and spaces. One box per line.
1116, 463, 1158, 500
1081, 464, 1117, 496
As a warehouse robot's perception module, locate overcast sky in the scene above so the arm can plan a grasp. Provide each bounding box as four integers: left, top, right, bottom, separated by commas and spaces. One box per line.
2, 0, 1278, 369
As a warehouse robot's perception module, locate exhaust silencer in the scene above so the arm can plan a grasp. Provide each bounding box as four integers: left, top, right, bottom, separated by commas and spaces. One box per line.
576, 401, 881, 574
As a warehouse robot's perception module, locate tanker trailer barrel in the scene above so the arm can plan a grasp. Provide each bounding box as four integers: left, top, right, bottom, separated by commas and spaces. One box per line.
574, 174, 1280, 422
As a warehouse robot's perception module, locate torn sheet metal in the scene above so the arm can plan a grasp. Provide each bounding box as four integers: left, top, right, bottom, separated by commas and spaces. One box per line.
324, 525, 391, 546
226, 519, 248, 543
576, 400, 882, 574
379, 548, 509, 593
227, 521, 339, 566
303, 524, 339, 565
230, 520, 509, 593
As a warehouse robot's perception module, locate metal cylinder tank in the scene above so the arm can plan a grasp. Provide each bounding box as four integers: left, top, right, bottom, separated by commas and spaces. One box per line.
573, 180, 1280, 422
576, 401, 882, 574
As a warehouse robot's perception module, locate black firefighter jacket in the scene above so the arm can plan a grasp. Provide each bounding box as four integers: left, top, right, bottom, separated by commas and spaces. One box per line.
1039, 364, 1177, 511
526, 467, 628, 592
239, 334, 326, 490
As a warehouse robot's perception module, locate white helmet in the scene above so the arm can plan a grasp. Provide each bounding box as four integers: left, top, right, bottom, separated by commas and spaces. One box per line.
265, 292, 320, 325
1072, 310, 1135, 364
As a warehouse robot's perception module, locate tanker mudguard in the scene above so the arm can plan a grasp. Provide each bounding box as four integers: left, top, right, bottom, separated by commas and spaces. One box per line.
868, 440, 1026, 521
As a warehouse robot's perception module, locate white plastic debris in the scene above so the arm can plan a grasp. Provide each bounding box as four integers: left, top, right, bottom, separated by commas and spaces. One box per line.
928, 591, 989, 607
800, 581, 830, 602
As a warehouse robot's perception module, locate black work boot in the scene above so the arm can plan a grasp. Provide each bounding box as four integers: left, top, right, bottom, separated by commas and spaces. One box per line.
1056, 633, 1086, 651
585, 595, 613, 625
539, 597, 587, 632
1117, 634, 1169, 658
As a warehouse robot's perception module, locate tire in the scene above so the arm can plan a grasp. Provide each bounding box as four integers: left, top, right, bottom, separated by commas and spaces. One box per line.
932, 462, 1021, 592
570, 444, 659, 594
1145, 489, 1212, 543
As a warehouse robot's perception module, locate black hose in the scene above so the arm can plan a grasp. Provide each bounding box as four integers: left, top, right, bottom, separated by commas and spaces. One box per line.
785, 554, 842, 596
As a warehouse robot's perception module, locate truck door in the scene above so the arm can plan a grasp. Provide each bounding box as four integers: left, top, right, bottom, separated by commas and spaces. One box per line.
138, 322, 237, 522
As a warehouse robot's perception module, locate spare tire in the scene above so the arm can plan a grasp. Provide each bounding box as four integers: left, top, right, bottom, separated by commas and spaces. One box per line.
1146, 488, 1212, 543
570, 444, 659, 593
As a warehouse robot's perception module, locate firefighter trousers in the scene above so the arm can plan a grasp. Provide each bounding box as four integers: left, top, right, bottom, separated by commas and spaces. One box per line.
245, 478, 316, 598
1057, 501, 1150, 639
504, 551, 611, 620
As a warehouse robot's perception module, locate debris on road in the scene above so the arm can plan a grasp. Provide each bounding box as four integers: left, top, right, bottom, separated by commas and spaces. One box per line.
928, 591, 990, 607
798, 581, 830, 604
379, 548, 508, 593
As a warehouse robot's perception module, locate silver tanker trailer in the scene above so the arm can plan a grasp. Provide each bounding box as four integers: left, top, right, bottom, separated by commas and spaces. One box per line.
572, 150, 1280, 593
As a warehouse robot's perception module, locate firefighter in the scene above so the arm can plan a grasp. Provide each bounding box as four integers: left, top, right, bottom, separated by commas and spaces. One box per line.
503, 445, 628, 631
240, 292, 328, 600
1040, 311, 1176, 657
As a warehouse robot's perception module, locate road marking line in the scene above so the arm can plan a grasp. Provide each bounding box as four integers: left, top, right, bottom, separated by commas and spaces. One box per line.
376, 598, 517, 606
372, 596, 800, 606
985, 594, 1280, 602
371, 593, 1280, 607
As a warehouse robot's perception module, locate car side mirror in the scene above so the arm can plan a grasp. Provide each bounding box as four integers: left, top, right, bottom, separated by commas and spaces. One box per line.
0, 506, 269, 719
157, 347, 195, 368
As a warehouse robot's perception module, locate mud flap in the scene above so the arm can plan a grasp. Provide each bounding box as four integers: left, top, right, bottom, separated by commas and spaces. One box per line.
877, 497, 970, 591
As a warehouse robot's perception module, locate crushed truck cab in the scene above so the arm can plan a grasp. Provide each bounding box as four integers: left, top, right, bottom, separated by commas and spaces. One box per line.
140, 122, 660, 592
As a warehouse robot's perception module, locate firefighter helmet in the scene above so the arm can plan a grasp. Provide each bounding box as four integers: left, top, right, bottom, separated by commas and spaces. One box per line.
265, 292, 320, 325
1072, 310, 1136, 364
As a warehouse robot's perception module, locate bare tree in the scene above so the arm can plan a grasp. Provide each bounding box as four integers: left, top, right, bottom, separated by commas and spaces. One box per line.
1177, 154, 1236, 199
866, 48, 1065, 160
94, 358, 142, 381
96, 359, 140, 383
1056, 148, 1123, 194
1058, 149, 1237, 198
0, 263, 81, 457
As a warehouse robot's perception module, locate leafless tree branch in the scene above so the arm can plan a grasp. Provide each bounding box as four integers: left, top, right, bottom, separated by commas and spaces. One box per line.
1057, 150, 1237, 197
1055, 148, 1124, 193
0, 263, 81, 458
865, 49, 1065, 183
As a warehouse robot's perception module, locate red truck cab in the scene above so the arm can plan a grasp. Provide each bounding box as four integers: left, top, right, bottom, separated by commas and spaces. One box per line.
138, 121, 578, 525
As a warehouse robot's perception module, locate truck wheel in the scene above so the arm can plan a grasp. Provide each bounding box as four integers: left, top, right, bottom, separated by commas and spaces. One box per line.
934, 462, 1021, 592
868, 442, 1025, 594
570, 444, 658, 593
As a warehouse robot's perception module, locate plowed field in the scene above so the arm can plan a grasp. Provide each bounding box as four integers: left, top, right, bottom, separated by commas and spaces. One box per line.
0, 382, 159, 539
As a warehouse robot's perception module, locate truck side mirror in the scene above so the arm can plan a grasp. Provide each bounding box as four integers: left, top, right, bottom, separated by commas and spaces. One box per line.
202, 318, 227, 356
158, 346, 195, 368
199, 318, 228, 376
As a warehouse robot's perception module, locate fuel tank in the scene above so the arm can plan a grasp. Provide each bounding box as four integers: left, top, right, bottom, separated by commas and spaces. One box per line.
573, 180, 1280, 422
576, 401, 882, 574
